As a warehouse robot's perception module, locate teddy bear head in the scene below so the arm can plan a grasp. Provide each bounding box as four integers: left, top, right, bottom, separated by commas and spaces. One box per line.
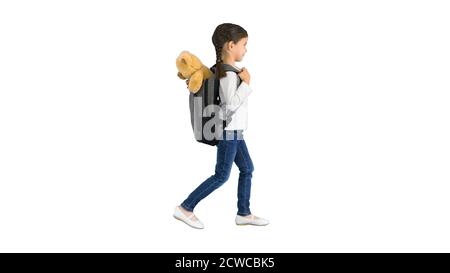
176, 51, 213, 93
176, 50, 203, 79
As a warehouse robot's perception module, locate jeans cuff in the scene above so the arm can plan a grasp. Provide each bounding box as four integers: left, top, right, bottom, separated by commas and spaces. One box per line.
237, 211, 251, 216
180, 203, 194, 212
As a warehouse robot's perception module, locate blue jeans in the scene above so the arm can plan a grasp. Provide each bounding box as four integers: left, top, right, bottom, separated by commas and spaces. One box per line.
181, 130, 254, 216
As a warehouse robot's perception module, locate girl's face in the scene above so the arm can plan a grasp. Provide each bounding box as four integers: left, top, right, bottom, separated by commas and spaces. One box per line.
224, 37, 248, 62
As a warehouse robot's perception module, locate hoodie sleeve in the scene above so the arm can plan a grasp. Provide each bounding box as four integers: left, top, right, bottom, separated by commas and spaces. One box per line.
219, 71, 253, 112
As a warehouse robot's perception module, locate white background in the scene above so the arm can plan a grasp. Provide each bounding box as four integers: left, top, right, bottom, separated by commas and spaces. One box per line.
1, 0, 449, 252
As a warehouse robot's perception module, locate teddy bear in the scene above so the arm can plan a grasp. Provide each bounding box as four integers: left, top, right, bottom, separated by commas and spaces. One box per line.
176, 50, 213, 93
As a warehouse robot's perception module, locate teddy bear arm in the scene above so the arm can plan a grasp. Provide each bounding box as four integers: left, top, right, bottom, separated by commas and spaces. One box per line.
188, 71, 204, 93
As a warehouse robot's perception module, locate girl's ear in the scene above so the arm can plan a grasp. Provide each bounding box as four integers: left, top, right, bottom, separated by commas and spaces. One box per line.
224, 41, 234, 51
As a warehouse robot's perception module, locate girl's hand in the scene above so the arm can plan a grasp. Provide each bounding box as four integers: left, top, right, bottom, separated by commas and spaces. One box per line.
238, 67, 251, 85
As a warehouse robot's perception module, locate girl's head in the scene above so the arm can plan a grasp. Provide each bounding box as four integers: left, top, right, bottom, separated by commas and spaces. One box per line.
212, 23, 248, 79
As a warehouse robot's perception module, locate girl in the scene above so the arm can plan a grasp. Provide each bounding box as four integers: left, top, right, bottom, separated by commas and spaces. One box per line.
173, 23, 269, 229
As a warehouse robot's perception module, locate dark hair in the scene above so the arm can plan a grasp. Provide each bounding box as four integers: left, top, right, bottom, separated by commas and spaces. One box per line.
212, 23, 248, 79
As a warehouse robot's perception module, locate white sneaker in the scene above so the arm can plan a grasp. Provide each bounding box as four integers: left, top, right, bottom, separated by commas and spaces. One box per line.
235, 214, 270, 226
173, 206, 204, 229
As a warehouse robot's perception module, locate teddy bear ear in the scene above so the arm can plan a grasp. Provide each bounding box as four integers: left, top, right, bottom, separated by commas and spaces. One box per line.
181, 58, 187, 64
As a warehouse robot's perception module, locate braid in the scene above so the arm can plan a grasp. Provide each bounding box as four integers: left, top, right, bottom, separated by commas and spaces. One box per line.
215, 45, 225, 79
216, 49, 222, 64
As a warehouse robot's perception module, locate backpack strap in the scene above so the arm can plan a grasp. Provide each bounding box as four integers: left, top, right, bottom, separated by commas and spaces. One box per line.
210, 63, 242, 87
221, 63, 241, 73
210, 63, 242, 78
209, 63, 244, 126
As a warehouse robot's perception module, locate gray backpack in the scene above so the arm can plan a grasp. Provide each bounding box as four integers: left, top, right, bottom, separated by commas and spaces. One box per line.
189, 63, 241, 146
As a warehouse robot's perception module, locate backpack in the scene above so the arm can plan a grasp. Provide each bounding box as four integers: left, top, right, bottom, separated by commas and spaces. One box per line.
189, 63, 242, 146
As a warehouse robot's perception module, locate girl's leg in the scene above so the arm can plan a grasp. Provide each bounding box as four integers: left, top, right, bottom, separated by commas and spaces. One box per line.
234, 138, 254, 216
180, 131, 239, 212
